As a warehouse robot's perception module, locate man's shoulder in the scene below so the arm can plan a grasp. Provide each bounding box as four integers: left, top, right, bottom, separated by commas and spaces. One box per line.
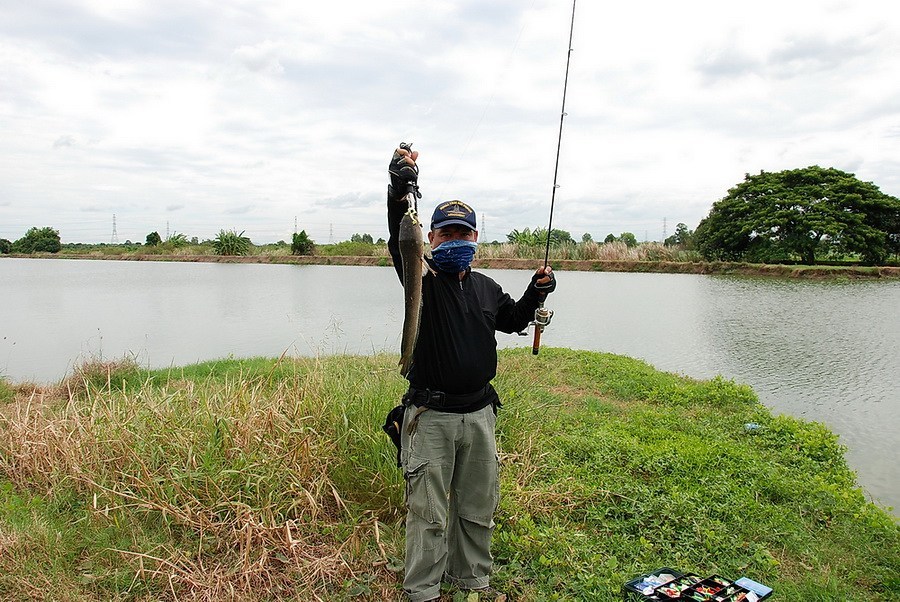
468, 270, 502, 290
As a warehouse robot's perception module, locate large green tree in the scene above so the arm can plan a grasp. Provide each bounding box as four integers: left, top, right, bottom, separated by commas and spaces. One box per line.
12, 227, 61, 253
695, 166, 900, 265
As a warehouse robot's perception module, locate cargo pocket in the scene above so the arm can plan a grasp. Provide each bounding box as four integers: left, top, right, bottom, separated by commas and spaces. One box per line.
404, 459, 436, 525
456, 454, 499, 528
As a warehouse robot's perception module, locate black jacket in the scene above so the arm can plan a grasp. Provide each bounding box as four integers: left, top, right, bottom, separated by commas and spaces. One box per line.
388, 195, 542, 398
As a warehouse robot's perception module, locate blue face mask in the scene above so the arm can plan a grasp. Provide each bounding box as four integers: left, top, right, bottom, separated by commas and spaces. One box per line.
432, 239, 477, 273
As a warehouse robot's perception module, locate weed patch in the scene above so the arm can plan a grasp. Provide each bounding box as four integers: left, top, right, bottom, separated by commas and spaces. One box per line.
0, 380, 14, 404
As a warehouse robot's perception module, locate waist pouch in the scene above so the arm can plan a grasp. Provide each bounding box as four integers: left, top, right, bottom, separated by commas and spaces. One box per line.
382, 404, 405, 468
403, 384, 497, 413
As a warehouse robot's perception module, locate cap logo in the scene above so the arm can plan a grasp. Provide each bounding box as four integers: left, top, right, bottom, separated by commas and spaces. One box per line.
438, 201, 473, 217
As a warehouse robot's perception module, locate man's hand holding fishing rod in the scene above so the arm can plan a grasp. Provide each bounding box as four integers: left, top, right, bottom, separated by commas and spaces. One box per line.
384, 143, 556, 602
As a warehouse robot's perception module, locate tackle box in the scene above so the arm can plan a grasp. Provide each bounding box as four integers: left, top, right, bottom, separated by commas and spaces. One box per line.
622, 568, 772, 601
622, 568, 687, 601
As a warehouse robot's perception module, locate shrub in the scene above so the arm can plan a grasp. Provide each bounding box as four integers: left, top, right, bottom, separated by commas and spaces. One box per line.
291, 230, 315, 255
212, 230, 252, 256
12, 227, 61, 253
164, 233, 190, 248
318, 241, 375, 256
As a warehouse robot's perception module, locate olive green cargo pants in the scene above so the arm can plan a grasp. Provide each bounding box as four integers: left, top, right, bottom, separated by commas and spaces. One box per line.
400, 404, 499, 602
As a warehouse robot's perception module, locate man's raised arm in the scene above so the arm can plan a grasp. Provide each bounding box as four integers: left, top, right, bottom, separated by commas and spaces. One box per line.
386, 144, 419, 282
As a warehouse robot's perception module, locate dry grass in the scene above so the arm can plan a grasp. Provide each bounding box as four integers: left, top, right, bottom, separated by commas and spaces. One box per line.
0, 356, 404, 600
477, 241, 698, 262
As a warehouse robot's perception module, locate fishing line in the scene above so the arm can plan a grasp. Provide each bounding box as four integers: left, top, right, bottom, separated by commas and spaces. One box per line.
543, 0, 577, 269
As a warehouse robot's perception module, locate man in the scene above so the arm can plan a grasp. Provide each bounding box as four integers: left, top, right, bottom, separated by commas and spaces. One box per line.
386, 145, 556, 601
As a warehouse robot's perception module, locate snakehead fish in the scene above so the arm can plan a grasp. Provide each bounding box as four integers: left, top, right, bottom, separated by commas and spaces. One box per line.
398, 207, 424, 377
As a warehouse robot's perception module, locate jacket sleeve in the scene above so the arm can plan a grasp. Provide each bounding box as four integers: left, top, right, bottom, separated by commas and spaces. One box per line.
386, 185, 408, 284
494, 281, 543, 334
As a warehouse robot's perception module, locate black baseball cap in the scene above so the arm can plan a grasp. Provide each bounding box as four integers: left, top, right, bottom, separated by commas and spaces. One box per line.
430, 200, 476, 230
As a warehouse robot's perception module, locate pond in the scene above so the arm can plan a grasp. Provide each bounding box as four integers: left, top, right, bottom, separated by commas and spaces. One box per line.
2, 258, 898, 514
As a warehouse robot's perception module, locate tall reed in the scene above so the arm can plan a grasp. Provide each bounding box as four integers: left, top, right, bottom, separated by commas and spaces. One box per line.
477, 241, 701, 262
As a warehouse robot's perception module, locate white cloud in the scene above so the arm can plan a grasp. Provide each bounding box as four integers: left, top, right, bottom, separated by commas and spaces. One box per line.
1, 0, 898, 243
232, 40, 286, 75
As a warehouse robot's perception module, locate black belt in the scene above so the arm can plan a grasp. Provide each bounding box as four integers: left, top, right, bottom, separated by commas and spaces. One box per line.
404, 384, 491, 410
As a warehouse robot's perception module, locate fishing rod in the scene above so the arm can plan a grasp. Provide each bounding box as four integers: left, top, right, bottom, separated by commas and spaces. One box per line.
533, 0, 576, 356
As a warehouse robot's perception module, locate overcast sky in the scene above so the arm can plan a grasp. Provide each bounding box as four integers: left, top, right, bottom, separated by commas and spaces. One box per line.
2, 0, 899, 245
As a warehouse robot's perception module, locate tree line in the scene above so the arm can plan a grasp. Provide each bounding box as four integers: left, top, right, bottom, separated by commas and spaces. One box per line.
504, 227, 694, 249
4, 166, 897, 264
0, 228, 319, 257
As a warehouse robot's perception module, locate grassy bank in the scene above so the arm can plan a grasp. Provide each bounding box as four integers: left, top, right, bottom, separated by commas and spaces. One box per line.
0, 349, 897, 601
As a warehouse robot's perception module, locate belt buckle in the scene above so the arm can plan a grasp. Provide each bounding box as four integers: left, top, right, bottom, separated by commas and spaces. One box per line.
428, 389, 446, 408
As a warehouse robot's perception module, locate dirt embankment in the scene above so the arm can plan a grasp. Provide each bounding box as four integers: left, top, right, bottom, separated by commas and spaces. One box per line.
31, 254, 389, 267
10, 253, 900, 278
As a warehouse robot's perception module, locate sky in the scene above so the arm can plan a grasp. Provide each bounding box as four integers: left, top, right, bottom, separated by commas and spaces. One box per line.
2, 0, 899, 245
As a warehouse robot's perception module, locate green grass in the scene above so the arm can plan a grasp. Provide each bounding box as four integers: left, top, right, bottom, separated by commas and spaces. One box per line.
0, 349, 897, 600
0, 380, 14, 404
